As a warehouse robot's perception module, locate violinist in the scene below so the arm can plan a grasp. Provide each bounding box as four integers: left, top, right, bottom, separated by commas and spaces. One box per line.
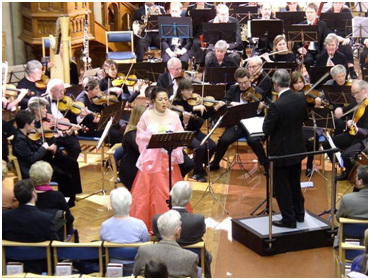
285, 2, 301, 12
11, 109, 82, 207
293, 3, 329, 72
45, 79, 81, 160
157, 57, 183, 97
209, 67, 267, 173
322, 80, 368, 181
315, 34, 348, 69
172, 79, 224, 182
261, 35, 296, 63
99, 59, 126, 100
290, 71, 324, 108
16, 60, 47, 109
247, 56, 273, 100
161, 2, 193, 67
75, 77, 123, 145
204, 40, 239, 68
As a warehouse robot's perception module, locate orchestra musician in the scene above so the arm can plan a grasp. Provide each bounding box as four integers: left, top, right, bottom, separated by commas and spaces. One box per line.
16, 60, 47, 109
205, 40, 239, 68
209, 67, 267, 173
205, 4, 242, 66
255, 3, 277, 54
263, 69, 308, 228
360, 38, 368, 72
157, 57, 183, 97
322, 80, 368, 181
294, 3, 329, 72
325, 2, 358, 79
75, 77, 123, 145
133, 2, 165, 62
172, 79, 225, 182
246, 56, 273, 100
315, 34, 348, 69
261, 35, 296, 63
285, 2, 302, 12
161, 2, 193, 67
44, 79, 81, 161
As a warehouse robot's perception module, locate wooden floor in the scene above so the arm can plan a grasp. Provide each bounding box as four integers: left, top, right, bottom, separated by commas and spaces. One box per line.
70, 127, 353, 278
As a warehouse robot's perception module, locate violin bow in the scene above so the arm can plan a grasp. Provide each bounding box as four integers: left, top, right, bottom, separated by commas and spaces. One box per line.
37, 97, 46, 143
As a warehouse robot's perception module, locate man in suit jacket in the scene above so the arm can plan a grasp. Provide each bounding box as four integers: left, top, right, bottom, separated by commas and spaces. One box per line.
157, 57, 183, 97
152, 181, 212, 277
3, 179, 59, 273
315, 33, 348, 69
294, 3, 329, 72
263, 69, 307, 228
133, 2, 165, 62
336, 165, 368, 221
133, 210, 198, 278
322, 80, 368, 181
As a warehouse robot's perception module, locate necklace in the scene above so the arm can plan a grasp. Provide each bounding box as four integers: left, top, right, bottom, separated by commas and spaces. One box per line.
153, 107, 166, 116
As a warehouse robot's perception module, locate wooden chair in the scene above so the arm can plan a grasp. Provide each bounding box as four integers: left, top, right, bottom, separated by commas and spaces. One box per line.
182, 241, 206, 278
336, 218, 368, 277
106, 143, 122, 189
106, 31, 136, 64
77, 136, 105, 166
2, 240, 52, 276
51, 241, 103, 277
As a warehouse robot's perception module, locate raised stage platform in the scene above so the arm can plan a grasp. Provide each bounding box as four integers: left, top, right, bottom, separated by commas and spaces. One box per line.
232, 211, 336, 256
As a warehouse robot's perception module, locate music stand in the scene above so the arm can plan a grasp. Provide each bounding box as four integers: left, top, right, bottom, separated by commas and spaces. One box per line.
303, 108, 335, 181
146, 14, 167, 33
250, 19, 283, 39
310, 66, 332, 86
192, 84, 226, 100
189, 9, 216, 36
276, 12, 306, 26
320, 12, 353, 36
97, 101, 125, 132
204, 67, 237, 84
65, 84, 83, 99
234, 6, 259, 22
117, 62, 167, 82
147, 131, 195, 209
263, 62, 296, 76
321, 85, 354, 105
202, 22, 237, 45
352, 17, 368, 38
159, 16, 193, 40
285, 24, 319, 44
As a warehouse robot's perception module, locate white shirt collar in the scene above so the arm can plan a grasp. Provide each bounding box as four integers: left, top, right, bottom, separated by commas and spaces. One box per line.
278, 88, 290, 98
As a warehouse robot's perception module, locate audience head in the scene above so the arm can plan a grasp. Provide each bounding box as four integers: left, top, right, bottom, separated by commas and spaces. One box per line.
215, 40, 228, 61
25, 60, 43, 82
110, 187, 132, 217
14, 179, 36, 205
124, 105, 147, 135
29, 161, 53, 187
103, 59, 118, 78
157, 210, 182, 240
144, 258, 169, 278
215, 4, 229, 23
27, 97, 49, 120
247, 56, 263, 74
290, 71, 305, 92
324, 33, 339, 56
15, 110, 35, 130
330, 65, 347, 85
169, 2, 182, 17
260, 3, 273, 19
272, 69, 291, 91
170, 181, 193, 207
356, 165, 368, 188
167, 57, 182, 78
46, 79, 65, 101
305, 3, 318, 23
175, 79, 193, 101
351, 80, 368, 103
273, 35, 289, 52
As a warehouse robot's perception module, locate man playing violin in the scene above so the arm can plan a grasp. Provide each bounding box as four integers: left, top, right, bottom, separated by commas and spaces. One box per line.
246, 56, 273, 100
75, 77, 123, 145
157, 57, 183, 98
209, 67, 267, 173
205, 40, 239, 68
44, 79, 81, 161
322, 80, 368, 181
16, 60, 47, 110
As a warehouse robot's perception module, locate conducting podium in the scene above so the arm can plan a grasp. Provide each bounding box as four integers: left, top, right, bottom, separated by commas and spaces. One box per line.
147, 131, 195, 208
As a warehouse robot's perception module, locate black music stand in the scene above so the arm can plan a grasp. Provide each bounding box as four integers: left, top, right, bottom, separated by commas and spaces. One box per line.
286, 24, 318, 43
263, 62, 296, 76
320, 12, 353, 36
189, 9, 216, 36
117, 62, 167, 82
159, 16, 193, 40
192, 84, 226, 100
202, 22, 237, 46
97, 101, 126, 132
310, 66, 332, 86
234, 6, 259, 22
321, 85, 354, 105
147, 131, 195, 209
146, 14, 167, 32
65, 84, 83, 99
303, 108, 335, 181
204, 67, 237, 84
250, 19, 283, 39
276, 11, 305, 26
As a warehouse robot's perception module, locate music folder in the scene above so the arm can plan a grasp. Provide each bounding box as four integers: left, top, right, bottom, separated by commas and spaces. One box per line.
240, 116, 265, 137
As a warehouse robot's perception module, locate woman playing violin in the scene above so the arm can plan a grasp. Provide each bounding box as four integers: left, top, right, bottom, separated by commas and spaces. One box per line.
261, 35, 296, 63
290, 71, 324, 108
75, 77, 123, 145
172, 79, 224, 182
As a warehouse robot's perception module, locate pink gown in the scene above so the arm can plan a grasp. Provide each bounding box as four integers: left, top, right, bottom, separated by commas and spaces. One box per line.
129, 108, 191, 231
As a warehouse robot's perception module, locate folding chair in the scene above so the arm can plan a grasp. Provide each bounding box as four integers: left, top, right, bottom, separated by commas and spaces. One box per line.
106, 31, 136, 64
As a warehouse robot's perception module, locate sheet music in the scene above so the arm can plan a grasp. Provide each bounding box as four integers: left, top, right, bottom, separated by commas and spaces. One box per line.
240, 116, 265, 137
325, 131, 344, 168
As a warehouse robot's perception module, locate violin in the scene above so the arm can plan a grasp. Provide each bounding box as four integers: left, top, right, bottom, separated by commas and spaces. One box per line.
35, 74, 50, 89
112, 73, 151, 87
171, 105, 198, 119
91, 93, 119, 105
240, 87, 263, 103
57, 96, 87, 115
45, 113, 88, 132
28, 121, 58, 142
186, 93, 223, 107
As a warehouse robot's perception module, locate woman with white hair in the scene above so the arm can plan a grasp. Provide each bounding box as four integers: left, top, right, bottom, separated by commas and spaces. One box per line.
315, 34, 348, 69
205, 40, 239, 68
324, 64, 349, 86
100, 187, 149, 276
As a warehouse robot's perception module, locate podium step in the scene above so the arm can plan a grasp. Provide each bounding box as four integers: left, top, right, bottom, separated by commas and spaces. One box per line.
232, 211, 336, 256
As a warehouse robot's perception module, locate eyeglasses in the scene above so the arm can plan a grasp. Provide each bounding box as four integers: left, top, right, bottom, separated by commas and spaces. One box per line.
248, 65, 259, 69
238, 81, 250, 86
52, 89, 66, 94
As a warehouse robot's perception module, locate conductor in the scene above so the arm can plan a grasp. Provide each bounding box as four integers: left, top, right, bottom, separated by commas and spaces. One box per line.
263, 69, 307, 229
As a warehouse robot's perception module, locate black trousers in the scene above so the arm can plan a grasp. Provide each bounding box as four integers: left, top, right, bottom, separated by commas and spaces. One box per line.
189, 130, 216, 174
191, 37, 205, 65
273, 163, 305, 223
135, 32, 161, 62
338, 43, 354, 64
55, 134, 81, 161
212, 124, 267, 167
179, 151, 195, 177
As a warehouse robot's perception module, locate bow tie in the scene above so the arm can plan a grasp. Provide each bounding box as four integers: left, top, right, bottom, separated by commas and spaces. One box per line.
51, 100, 58, 103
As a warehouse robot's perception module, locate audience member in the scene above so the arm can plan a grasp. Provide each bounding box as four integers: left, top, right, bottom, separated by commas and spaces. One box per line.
348, 229, 368, 277
152, 181, 212, 277
29, 160, 75, 240
2, 160, 18, 210
100, 187, 150, 276
133, 210, 198, 278
144, 258, 169, 278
